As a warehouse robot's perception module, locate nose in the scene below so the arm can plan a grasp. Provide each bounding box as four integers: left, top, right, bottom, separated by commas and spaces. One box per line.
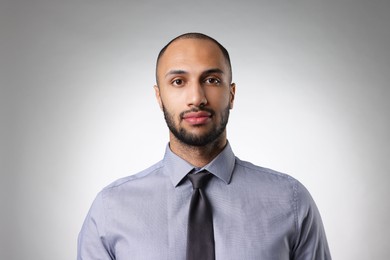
187, 81, 207, 108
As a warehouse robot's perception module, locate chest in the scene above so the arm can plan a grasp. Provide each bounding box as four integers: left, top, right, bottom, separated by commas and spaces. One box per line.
107, 185, 295, 260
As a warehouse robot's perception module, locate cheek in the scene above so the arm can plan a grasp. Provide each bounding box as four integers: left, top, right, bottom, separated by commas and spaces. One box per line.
207, 89, 231, 108
160, 90, 176, 106
160, 92, 183, 114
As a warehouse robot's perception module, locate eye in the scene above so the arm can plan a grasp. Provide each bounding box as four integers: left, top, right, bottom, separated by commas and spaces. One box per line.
171, 78, 184, 87
204, 77, 221, 85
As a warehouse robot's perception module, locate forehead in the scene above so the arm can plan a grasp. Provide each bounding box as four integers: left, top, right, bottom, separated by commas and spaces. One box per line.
157, 38, 228, 75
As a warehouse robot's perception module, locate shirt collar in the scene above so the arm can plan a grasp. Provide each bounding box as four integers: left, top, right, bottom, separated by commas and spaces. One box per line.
163, 142, 236, 187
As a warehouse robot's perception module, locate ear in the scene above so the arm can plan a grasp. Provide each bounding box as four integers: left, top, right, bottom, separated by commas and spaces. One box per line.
229, 83, 236, 109
154, 85, 163, 111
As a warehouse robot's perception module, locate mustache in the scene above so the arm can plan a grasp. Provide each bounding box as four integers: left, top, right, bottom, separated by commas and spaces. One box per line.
180, 107, 215, 119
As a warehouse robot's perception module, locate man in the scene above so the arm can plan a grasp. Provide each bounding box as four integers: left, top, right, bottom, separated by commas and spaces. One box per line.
78, 32, 331, 259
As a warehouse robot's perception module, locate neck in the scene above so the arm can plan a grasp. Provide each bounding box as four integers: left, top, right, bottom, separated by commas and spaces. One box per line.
169, 132, 227, 168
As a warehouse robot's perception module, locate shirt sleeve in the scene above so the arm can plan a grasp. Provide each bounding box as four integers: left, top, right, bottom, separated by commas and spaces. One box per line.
291, 181, 332, 260
77, 192, 114, 260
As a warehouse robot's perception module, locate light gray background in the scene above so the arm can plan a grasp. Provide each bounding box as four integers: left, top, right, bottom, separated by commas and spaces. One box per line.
1, 0, 389, 259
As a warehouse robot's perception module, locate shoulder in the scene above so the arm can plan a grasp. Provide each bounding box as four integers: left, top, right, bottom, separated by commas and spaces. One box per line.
85, 160, 166, 221
98, 160, 165, 199
107, 161, 163, 187
234, 157, 297, 185
233, 157, 314, 204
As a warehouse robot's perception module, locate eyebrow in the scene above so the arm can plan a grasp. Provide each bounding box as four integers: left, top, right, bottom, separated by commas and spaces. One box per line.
164, 68, 225, 78
201, 68, 224, 76
165, 70, 187, 78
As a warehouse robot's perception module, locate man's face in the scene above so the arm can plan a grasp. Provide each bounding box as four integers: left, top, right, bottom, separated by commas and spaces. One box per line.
155, 38, 235, 146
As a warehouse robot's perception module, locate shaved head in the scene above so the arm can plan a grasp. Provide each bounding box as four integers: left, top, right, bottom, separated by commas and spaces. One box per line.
156, 33, 232, 85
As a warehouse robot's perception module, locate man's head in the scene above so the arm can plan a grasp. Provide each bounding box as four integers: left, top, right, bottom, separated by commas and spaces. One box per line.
156, 33, 233, 85
154, 33, 235, 147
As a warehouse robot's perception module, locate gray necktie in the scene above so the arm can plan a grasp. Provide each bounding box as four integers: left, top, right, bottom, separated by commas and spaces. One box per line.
186, 171, 215, 260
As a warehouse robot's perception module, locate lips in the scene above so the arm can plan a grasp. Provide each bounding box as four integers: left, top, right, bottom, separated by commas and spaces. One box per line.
182, 111, 212, 125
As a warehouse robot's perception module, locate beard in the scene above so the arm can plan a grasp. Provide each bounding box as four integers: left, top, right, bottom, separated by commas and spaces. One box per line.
162, 104, 230, 147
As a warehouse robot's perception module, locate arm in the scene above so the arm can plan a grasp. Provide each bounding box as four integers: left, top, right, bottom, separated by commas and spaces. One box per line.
291, 182, 332, 260
77, 192, 114, 260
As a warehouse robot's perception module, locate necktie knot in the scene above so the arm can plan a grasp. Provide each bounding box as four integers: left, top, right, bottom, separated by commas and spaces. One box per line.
188, 171, 212, 189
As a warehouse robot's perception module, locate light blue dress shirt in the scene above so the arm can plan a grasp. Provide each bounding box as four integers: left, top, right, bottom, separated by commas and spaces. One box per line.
78, 143, 331, 259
